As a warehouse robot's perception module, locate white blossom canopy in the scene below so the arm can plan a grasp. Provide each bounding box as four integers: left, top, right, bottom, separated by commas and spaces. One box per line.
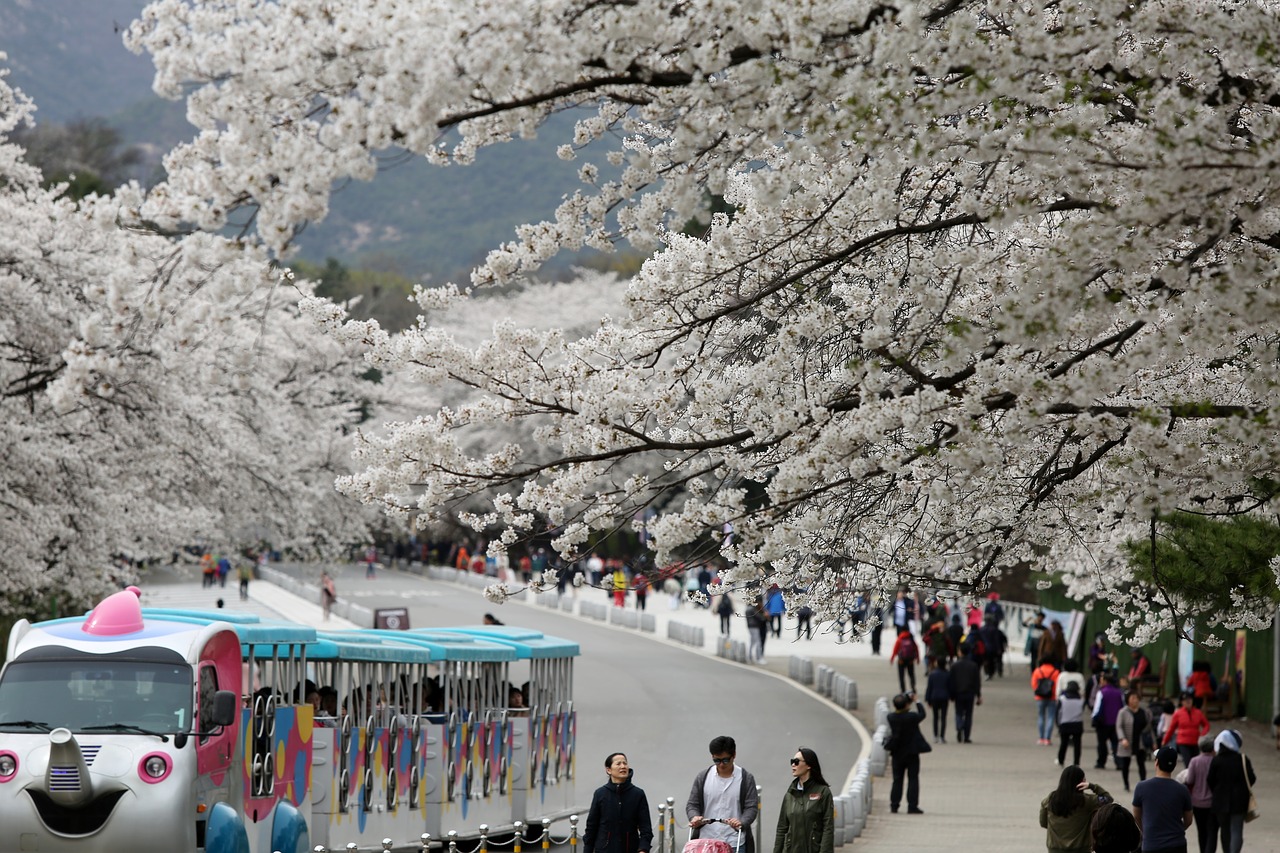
128, 0, 1280, 637
0, 64, 377, 616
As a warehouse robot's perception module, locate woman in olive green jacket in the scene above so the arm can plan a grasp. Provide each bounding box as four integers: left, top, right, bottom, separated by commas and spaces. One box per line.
773, 748, 834, 853
1039, 765, 1112, 853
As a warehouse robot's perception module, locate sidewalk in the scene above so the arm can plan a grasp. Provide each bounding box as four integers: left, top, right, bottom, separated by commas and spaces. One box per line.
402, 567, 1280, 853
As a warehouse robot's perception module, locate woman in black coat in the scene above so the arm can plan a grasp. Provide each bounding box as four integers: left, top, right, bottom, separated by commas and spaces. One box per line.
584, 753, 654, 853
1206, 730, 1256, 853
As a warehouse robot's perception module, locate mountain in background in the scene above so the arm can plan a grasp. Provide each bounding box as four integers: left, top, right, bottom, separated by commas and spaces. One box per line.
0, 0, 617, 284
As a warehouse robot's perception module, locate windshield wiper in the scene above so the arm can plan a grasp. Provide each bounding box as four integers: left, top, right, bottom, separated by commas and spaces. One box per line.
82, 723, 169, 742
0, 719, 52, 731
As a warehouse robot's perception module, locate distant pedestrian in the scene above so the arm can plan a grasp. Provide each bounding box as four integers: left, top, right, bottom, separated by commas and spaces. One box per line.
200, 552, 216, 588
363, 546, 378, 578
765, 585, 785, 638
216, 554, 231, 588
1207, 730, 1257, 853
321, 571, 336, 621
886, 693, 929, 814
1033, 656, 1062, 746
1057, 681, 1087, 768
685, 735, 759, 853
924, 658, 950, 744
946, 614, 965, 663
795, 604, 812, 641
774, 747, 834, 853
1180, 736, 1218, 853
889, 629, 920, 694
718, 592, 736, 635
1040, 765, 1112, 853
1133, 747, 1192, 853
891, 588, 915, 635
1116, 690, 1154, 792
746, 597, 767, 663
868, 603, 883, 654
1092, 675, 1124, 769
1039, 620, 1069, 671
237, 560, 252, 601
584, 753, 652, 853
633, 574, 649, 610
1162, 692, 1210, 769
948, 652, 982, 743
1023, 611, 1046, 670
612, 567, 628, 608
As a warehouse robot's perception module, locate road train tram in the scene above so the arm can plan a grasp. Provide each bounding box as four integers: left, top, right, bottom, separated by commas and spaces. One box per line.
0, 587, 579, 853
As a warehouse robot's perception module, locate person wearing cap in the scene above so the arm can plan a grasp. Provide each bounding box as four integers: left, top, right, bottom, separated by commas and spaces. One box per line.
1180, 735, 1218, 853
1206, 730, 1257, 853
1162, 690, 1210, 769
1133, 746, 1193, 853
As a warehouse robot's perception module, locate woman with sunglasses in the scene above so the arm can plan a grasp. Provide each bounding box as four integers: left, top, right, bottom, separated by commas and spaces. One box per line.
772, 748, 834, 853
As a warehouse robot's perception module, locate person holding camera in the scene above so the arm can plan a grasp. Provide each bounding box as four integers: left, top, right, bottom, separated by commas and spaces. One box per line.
886, 692, 931, 814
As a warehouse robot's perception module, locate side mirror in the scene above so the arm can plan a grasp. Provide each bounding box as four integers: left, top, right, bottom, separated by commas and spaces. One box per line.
211, 690, 238, 728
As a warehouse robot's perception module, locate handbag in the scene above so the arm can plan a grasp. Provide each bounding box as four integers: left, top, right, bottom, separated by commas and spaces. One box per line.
1242, 754, 1260, 823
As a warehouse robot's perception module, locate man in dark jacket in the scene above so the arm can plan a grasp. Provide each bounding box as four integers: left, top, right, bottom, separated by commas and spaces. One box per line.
585, 753, 653, 853
887, 694, 930, 814
947, 653, 983, 743
686, 735, 759, 853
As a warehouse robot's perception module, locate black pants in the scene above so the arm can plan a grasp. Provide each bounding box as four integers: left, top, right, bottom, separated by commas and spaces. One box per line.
869, 625, 882, 653
1095, 723, 1117, 768
897, 661, 916, 693
796, 614, 811, 639
953, 694, 975, 742
769, 614, 781, 637
1117, 753, 1147, 790
1057, 721, 1083, 766
930, 702, 948, 739
1176, 743, 1197, 769
889, 754, 920, 811
1192, 806, 1218, 853
720, 613, 731, 634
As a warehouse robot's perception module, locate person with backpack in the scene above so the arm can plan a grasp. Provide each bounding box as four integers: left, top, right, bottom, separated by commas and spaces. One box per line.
1033, 656, 1063, 746
890, 629, 920, 694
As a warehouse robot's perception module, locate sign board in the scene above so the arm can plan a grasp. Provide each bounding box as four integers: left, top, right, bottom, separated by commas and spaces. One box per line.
374, 607, 410, 630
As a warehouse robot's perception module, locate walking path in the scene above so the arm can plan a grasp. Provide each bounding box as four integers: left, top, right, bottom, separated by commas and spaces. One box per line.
142, 561, 1279, 852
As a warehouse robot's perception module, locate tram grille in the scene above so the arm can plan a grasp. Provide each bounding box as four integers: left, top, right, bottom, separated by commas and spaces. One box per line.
49, 765, 81, 792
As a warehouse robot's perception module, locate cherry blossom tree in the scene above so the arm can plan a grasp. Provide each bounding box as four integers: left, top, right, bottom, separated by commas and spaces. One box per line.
0, 66, 377, 617
127, 0, 1280, 638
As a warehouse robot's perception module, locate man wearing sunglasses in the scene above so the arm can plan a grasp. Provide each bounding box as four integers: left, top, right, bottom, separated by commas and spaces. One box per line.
686, 735, 760, 853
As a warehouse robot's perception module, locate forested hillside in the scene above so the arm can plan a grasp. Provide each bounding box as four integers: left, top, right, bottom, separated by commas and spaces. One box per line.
0, 0, 611, 285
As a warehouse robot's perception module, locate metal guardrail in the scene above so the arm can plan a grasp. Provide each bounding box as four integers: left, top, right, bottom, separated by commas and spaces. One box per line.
303, 815, 579, 853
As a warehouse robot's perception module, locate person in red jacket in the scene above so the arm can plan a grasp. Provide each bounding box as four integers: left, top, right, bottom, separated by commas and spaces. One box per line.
890, 629, 920, 694
1162, 690, 1210, 769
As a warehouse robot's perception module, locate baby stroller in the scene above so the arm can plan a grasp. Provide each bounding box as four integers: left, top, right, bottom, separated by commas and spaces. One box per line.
683, 819, 743, 853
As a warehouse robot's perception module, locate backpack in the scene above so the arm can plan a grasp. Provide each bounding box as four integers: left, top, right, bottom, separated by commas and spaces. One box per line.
898, 634, 919, 662
1035, 675, 1055, 698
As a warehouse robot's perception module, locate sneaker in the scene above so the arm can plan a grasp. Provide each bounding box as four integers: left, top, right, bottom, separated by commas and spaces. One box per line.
908, 808, 925, 815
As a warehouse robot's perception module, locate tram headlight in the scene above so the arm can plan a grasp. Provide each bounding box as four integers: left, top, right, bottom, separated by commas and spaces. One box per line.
138, 753, 170, 783
0, 752, 16, 781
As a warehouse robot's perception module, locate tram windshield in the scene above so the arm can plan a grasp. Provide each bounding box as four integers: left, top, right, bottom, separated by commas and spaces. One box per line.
0, 660, 193, 734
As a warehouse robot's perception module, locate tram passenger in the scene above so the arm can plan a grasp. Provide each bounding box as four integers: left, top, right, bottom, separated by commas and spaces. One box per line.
584, 753, 652, 853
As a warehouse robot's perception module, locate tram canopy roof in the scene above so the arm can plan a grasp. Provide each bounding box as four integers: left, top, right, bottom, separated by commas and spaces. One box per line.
429, 627, 580, 659
348, 628, 517, 662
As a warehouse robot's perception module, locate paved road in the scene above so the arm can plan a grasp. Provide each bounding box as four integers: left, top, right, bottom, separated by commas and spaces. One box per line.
146, 560, 864, 842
